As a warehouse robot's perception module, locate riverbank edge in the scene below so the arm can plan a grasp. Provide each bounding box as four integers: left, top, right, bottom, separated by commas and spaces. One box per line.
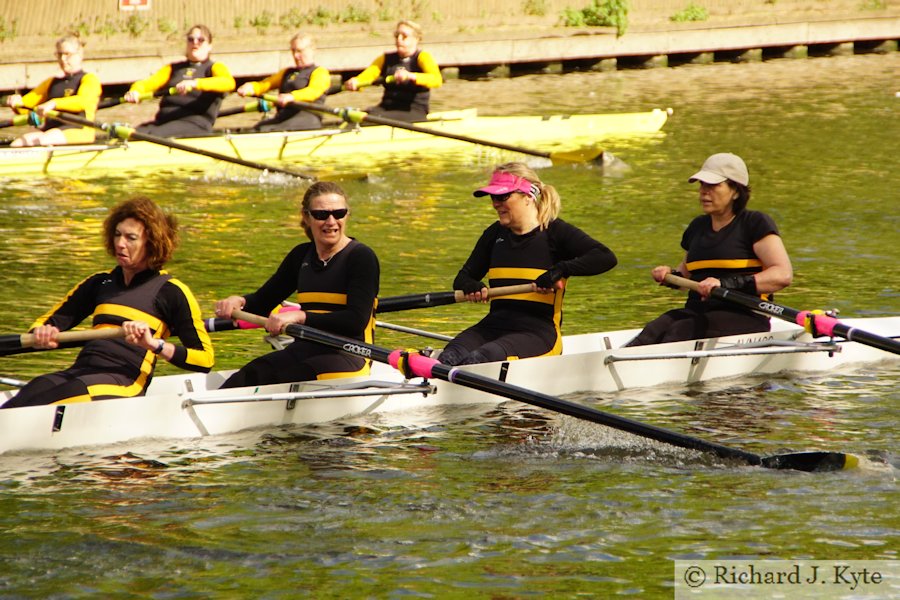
1, 14, 898, 93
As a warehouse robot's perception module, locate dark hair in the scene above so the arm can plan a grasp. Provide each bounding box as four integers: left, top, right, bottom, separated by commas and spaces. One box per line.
187, 24, 213, 43
300, 181, 349, 240
103, 196, 179, 270
730, 182, 752, 214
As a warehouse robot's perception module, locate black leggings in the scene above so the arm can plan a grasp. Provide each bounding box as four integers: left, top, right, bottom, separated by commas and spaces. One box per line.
625, 308, 770, 347
3, 367, 142, 408
220, 340, 366, 389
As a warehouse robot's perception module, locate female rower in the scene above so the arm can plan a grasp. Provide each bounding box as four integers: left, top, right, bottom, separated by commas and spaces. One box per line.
625, 152, 793, 346
343, 20, 442, 122
214, 181, 380, 388
4, 33, 101, 147
235, 33, 331, 132
438, 162, 618, 366
124, 24, 235, 137
2, 197, 214, 409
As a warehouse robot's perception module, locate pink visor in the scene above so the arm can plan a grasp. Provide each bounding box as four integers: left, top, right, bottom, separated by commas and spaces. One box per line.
473, 172, 536, 198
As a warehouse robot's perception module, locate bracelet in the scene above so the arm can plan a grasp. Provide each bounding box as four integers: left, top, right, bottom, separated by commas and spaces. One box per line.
152, 339, 165, 355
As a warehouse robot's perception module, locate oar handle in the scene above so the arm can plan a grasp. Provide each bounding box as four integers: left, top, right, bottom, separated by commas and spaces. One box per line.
20, 327, 125, 349
459, 283, 536, 302
232, 310, 267, 329
664, 273, 698, 291
663, 273, 900, 355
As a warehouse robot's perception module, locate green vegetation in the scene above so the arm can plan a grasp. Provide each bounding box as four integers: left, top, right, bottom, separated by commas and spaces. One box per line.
523, 0, 548, 16
670, 4, 709, 22
859, 0, 886, 9
124, 14, 150, 38
0, 17, 17, 42
560, 0, 629, 36
249, 10, 275, 34
157, 18, 179, 37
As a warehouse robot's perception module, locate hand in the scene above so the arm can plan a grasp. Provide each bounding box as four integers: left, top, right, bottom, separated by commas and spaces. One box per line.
534, 267, 564, 292
123, 90, 142, 104
122, 320, 155, 350
6, 94, 23, 108
35, 100, 56, 118
266, 308, 305, 336
214, 296, 245, 319
344, 78, 360, 91
458, 280, 488, 303
393, 68, 415, 84
175, 80, 195, 95
31, 324, 60, 349
236, 83, 255, 97
276, 92, 294, 107
651, 265, 673, 284
697, 277, 721, 300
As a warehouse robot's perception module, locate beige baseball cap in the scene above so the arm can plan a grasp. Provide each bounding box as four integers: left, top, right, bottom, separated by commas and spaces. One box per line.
688, 153, 749, 186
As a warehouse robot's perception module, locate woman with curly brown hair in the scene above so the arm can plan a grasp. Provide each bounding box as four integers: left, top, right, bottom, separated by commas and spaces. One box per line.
3, 197, 214, 408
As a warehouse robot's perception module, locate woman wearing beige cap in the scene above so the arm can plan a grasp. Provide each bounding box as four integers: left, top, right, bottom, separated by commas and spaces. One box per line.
626, 152, 793, 346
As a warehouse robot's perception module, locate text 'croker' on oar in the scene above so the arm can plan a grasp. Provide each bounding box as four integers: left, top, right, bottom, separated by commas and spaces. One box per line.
232, 309, 858, 473
665, 274, 900, 356
45, 111, 317, 181
267, 96, 604, 164
0, 327, 124, 356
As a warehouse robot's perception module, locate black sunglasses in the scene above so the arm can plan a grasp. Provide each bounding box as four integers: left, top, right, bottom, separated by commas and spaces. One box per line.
306, 208, 349, 221
489, 193, 512, 202
186, 36, 207, 43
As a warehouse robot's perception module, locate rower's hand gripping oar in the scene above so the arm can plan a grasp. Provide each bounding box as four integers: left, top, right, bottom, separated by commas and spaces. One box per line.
45, 110, 317, 181
0, 327, 124, 356
261, 95, 603, 164
377, 283, 535, 313
664, 274, 900, 355
232, 309, 858, 473
205, 284, 537, 332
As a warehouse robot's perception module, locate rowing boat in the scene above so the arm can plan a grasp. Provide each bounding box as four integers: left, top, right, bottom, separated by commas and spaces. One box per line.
0, 108, 670, 178
1, 315, 896, 456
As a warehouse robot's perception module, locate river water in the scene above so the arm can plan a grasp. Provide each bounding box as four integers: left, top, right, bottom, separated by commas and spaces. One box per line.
0, 53, 897, 597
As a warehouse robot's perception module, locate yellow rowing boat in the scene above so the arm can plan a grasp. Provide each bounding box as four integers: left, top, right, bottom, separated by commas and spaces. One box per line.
0, 108, 670, 178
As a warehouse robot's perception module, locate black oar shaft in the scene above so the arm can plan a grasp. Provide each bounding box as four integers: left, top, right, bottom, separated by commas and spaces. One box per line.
48, 111, 316, 181
377, 283, 535, 313
666, 274, 900, 355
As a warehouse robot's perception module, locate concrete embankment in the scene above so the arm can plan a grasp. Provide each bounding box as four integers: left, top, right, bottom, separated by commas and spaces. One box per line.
1, 2, 898, 94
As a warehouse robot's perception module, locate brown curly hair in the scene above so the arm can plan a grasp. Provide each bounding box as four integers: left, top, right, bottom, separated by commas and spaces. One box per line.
103, 197, 179, 270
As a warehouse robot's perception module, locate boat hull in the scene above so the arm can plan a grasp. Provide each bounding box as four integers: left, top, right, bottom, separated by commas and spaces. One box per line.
1, 316, 896, 455
0, 109, 670, 177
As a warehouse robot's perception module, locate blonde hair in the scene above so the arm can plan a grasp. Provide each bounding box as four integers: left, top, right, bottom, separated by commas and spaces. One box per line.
396, 20, 423, 41
56, 33, 84, 51
493, 162, 560, 229
290, 33, 314, 48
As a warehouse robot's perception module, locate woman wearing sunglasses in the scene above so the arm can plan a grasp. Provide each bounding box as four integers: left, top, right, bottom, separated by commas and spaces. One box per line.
438, 162, 618, 366
5, 33, 101, 147
124, 24, 235, 138
343, 19, 442, 123
214, 181, 379, 388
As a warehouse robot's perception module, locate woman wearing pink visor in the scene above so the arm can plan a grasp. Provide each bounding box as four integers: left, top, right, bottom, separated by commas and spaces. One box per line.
438, 162, 617, 366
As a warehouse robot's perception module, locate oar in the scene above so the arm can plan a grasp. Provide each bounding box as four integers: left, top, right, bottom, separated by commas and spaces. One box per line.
0, 113, 32, 129
232, 309, 857, 472
217, 98, 274, 119
268, 97, 603, 163
45, 111, 317, 181
665, 274, 900, 355
205, 284, 537, 332
0, 327, 124, 356
378, 283, 536, 313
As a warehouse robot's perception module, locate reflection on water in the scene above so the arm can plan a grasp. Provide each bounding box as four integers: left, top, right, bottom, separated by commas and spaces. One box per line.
0, 53, 897, 596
